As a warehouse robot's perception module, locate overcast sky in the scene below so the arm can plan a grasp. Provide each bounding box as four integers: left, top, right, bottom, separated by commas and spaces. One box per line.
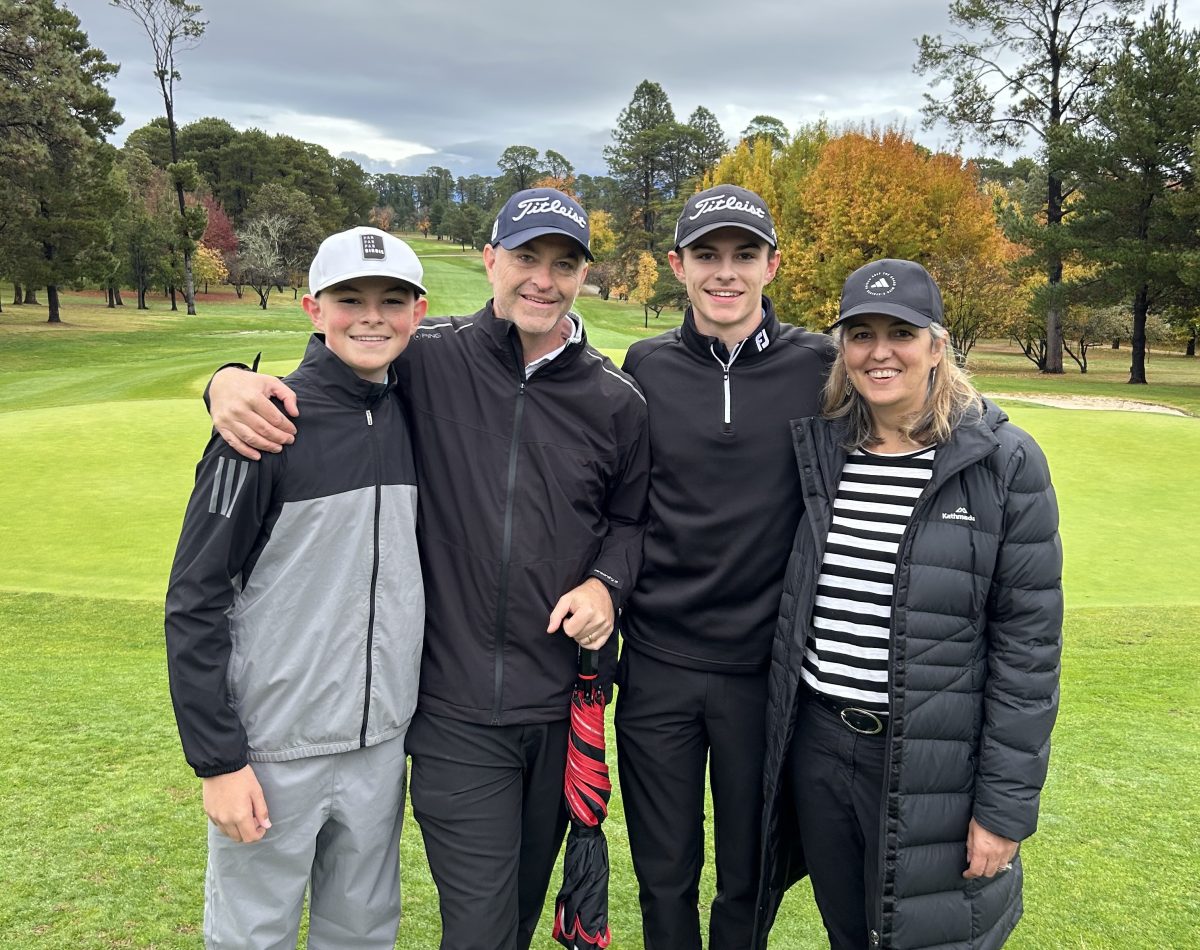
73, 0, 1198, 179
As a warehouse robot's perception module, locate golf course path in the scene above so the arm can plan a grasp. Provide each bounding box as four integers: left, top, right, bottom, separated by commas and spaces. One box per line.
993, 393, 1187, 416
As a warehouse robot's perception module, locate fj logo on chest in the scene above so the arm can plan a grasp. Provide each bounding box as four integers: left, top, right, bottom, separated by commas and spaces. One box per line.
941, 506, 976, 523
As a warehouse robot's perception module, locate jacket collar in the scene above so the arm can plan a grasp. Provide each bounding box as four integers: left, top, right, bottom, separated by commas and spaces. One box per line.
477, 299, 587, 378
793, 398, 1005, 501
679, 295, 780, 364
302, 334, 395, 408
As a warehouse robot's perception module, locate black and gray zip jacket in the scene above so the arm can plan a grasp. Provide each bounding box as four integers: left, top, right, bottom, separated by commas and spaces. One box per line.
166, 335, 424, 778
619, 297, 834, 673
397, 301, 649, 726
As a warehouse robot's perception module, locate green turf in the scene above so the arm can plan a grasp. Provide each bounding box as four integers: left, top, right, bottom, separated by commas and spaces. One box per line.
2, 268, 1198, 948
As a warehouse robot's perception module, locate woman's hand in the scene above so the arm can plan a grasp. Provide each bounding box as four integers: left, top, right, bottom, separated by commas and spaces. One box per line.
963, 817, 1018, 879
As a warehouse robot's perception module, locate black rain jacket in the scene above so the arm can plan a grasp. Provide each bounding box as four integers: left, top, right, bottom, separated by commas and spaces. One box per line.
399, 303, 650, 725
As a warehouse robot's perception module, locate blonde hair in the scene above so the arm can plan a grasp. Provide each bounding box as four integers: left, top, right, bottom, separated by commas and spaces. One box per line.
822, 322, 983, 451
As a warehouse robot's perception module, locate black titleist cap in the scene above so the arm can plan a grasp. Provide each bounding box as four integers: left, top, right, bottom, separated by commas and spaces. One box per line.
835, 259, 944, 329
674, 185, 777, 250
490, 187, 593, 260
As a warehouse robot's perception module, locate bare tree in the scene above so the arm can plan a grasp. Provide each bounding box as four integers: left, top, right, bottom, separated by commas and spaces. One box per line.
111, 0, 206, 315
237, 214, 287, 310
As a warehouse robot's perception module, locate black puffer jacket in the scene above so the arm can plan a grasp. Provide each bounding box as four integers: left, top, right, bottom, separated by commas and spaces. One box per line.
754, 400, 1062, 950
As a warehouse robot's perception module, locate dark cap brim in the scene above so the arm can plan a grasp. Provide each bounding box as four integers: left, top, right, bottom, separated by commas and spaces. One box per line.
496, 226, 594, 261
833, 301, 936, 329
676, 220, 777, 251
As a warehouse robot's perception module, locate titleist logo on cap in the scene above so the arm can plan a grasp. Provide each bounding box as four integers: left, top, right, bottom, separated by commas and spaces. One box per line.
512, 197, 587, 230
687, 193, 767, 221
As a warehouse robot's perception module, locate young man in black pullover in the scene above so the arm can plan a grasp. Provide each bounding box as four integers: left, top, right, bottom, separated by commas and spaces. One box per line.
618, 186, 834, 950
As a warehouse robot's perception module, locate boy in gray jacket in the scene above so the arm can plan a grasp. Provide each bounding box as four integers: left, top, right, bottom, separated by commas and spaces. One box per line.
165, 226, 427, 948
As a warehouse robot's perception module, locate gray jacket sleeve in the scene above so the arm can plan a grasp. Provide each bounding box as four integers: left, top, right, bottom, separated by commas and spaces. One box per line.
974, 431, 1063, 841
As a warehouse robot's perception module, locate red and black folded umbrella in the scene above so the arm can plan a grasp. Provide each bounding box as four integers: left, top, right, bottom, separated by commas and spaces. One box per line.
553, 647, 613, 949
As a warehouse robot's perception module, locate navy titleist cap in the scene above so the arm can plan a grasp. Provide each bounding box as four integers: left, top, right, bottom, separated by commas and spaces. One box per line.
674, 185, 777, 250
835, 259, 944, 329
490, 188, 593, 260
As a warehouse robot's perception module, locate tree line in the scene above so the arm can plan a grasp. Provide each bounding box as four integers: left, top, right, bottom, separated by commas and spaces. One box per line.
3, 0, 1198, 384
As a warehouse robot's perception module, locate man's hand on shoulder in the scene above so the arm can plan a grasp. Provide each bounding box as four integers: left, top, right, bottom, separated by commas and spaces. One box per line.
210, 367, 299, 461
547, 577, 615, 652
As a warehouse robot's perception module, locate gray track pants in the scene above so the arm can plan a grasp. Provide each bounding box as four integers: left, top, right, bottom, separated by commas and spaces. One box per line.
204, 735, 408, 949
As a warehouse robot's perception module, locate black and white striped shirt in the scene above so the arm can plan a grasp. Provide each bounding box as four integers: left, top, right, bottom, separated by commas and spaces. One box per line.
802, 445, 936, 714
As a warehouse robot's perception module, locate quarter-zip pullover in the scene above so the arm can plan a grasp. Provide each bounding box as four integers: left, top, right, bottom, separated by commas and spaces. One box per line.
166, 335, 424, 777
620, 297, 834, 672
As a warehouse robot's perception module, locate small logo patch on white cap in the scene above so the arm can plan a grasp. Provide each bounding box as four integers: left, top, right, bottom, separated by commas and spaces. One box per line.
361, 233, 386, 260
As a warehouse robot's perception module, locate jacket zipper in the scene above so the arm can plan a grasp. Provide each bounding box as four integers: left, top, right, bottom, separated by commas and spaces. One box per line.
360, 406, 382, 746
874, 444, 994, 944
709, 340, 746, 433
491, 380, 526, 725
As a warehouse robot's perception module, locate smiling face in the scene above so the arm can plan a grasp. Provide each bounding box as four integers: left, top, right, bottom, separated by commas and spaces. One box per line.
668, 227, 780, 346
302, 275, 427, 382
483, 234, 588, 360
841, 313, 945, 425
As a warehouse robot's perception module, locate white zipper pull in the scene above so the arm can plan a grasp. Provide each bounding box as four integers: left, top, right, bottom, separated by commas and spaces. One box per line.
723, 371, 731, 424
366, 409, 373, 426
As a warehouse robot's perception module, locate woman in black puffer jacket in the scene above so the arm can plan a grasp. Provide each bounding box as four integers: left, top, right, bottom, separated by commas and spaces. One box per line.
753, 259, 1062, 950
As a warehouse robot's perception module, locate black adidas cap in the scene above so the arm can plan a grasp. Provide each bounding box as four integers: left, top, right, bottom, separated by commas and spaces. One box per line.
835, 259, 943, 329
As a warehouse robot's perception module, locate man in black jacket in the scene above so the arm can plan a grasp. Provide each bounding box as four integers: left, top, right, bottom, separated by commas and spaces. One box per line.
206, 188, 650, 950
617, 186, 834, 950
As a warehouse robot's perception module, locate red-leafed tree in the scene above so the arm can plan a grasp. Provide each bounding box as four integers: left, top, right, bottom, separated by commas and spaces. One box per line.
200, 194, 237, 255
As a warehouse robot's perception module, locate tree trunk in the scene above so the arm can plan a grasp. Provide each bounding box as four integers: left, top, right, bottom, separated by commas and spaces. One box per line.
169, 285, 178, 312
114, 287, 124, 306
1112, 338, 1120, 349
137, 284, 148, 309
1129, 285, 1149, 384
46, 285, 60, 323
1186, 330, 1196, 358
12, 283, 21, 305
1043, 175, 1065, 374
24, 287, 38, 304
107, 285, 116, 308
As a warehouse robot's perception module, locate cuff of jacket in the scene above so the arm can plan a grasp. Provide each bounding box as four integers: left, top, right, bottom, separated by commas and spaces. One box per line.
587, 567, 625, 611
193, 756, 250, 779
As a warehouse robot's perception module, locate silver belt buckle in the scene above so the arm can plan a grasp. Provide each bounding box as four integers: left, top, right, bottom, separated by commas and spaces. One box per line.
839, 706, 884, 735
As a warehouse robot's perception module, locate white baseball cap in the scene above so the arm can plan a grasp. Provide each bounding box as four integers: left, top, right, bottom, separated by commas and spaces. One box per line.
308, 226, 427, 296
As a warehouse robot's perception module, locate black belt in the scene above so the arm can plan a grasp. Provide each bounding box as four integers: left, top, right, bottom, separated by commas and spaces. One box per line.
805, 686, 887, 736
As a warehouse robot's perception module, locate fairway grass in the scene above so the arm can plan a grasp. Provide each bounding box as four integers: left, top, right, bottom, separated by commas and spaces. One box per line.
2, 276, 1198, 948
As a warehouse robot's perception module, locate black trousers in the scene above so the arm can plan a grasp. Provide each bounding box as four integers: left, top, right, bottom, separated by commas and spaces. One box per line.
407, 710, 570, 950
788, 690, 887, 950
615, 649, 767, 950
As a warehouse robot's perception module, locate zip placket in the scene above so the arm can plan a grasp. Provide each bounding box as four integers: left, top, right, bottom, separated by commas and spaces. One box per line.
490, 379, 526, 725
875, 445, 993, 943
360, 405, 382, 746
709, 339, 746, 432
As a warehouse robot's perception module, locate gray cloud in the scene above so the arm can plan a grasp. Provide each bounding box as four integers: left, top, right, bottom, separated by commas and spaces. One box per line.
74, 0, 1200, 176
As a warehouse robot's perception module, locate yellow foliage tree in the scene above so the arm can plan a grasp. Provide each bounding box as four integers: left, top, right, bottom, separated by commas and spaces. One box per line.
589, 209, 617, 261
633, 251, 659, 320
192, 242, 229, 293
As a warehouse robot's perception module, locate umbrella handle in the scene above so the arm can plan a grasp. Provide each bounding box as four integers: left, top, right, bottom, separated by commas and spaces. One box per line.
579, 647, 599, 679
